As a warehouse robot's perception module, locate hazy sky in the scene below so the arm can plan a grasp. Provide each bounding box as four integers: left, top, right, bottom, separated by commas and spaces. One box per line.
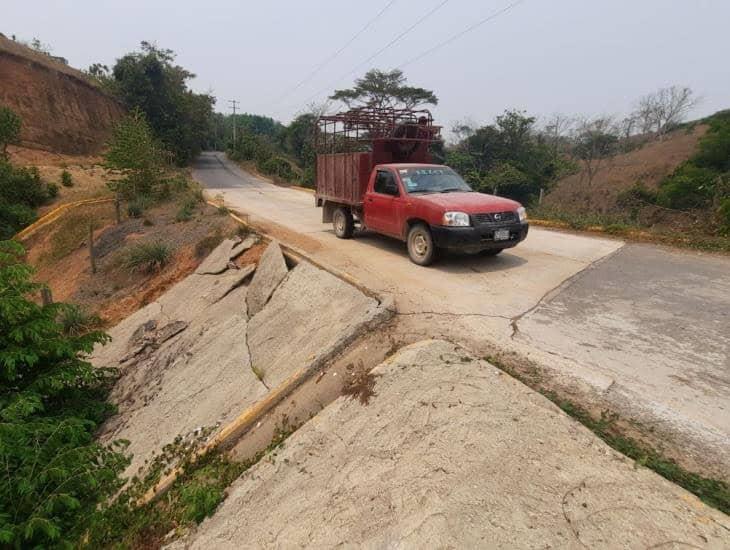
4, 0, 729, 132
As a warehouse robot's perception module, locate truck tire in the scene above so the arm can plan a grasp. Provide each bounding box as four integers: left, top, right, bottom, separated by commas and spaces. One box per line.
333, 207, 354, 239
407, 224, 437, 266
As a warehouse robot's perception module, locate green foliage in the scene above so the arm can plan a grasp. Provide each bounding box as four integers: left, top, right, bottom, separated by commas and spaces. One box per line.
127, 200, 144, 218
105, 109, 165, 199
46, 182, 59, 199
58, 304, 102, 337
0, 161, 57, 238
0, 106, 22, 160
657, 164, 719, 209
717, 197, 730, 236
176, 199, 195, 222
331, 69, 438, 109
123, 241, 173, 273
694, 110, 730, 172
60, 169, 74, 187
111, 42, 214, 165
0, 241, 127, 547
447, 110, 560, 204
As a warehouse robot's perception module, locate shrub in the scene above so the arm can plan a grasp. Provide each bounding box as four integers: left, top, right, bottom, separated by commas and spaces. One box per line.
127, 200, 144, 218
0, 106, 21, 160
123, 241, 173, 273
46, 182, 59, 199
176, 201, 195, 222
657, 164, 719, 209
60, 169, 74, 187
0, 241, 127, 547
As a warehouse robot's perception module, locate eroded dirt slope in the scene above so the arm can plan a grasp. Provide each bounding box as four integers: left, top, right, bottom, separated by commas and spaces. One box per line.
0, 35, 124, 154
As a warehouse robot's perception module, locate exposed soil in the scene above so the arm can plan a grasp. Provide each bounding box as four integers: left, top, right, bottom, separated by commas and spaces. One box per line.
23, 199, 239, 326
0, 35, 124, 154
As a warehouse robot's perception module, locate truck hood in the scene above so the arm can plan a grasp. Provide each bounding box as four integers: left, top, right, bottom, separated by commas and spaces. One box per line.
414, 192, 521, 214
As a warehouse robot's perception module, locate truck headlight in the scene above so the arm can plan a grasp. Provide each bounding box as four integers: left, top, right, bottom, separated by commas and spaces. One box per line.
442, 211, 470, 227
517, 206, 527, 222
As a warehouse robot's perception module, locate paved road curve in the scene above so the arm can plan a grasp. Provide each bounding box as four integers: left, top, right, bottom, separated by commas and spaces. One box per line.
193, 152, 730, 478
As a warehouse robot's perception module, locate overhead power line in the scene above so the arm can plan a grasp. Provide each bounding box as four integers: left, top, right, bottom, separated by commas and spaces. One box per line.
396, 0, 527, 70
293, 0, 452, 111
273, 0, 398, 105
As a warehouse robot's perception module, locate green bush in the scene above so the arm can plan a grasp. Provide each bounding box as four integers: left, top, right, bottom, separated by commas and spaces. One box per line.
176, 197, 197, 222
657, 164, 719, 209
0, 106, 21, 160
58, 304, 102, 337
0, 241, 127, 547
46, 182, 59, 199
60, 169, 74, 187
694, 111, 730, 172
127, 200, 144, 218
0, 162, 54, 237
124, 241, 173, 273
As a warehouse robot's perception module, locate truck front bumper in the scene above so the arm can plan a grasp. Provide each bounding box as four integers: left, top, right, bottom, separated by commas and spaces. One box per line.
430, 222, 529, 253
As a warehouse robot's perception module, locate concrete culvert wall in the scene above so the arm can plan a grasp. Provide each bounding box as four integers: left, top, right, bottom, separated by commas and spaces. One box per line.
93, 236, 389, 479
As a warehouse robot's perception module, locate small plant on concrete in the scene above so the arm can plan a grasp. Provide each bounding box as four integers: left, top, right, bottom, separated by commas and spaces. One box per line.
124, 241, 173, 273
60, 169, 74, 187
251, 364, 266, 383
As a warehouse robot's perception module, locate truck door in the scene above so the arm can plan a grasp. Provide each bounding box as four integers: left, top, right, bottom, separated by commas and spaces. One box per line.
364, 169, 402, 236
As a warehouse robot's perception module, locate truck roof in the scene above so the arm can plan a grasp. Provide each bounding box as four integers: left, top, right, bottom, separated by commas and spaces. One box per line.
375, 163, 446, 169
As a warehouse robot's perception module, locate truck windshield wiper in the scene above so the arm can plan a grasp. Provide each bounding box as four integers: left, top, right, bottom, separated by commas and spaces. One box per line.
440, 188, 471, 193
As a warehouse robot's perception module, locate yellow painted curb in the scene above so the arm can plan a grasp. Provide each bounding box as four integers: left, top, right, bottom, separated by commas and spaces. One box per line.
14, 197, 114, 240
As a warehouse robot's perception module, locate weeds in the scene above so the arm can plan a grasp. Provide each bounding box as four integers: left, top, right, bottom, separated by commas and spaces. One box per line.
123, 241, 173, 273
485, 354, 730, 514
58, 303, 102, 336
251, 364, 266, 383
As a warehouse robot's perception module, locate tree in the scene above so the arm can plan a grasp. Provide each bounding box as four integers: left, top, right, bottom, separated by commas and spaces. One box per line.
330, 69, 437, 110
572, 116, 619, 194
0, 241, 127, 547
111, 42, 215, 164
634, 86, 698, 137
104, 109, 165, 198
542, 113, 574, 156
0, 106, 21, 160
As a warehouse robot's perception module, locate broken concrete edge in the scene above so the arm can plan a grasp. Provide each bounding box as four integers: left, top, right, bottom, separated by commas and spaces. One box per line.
140, 296, 394, 506
204, 199, 386, 306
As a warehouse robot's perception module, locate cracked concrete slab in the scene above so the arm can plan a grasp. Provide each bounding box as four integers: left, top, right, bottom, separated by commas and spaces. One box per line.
246, 240, 288, 317
95, 277, 265, 478
171, 340, 729, 549
247, 261, 384, 389
196, 238, 236, 274
230, 234, 258, 260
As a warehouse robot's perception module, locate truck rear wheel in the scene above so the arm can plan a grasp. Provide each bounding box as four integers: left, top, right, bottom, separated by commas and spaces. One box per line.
407, 224, 437, 266
333, 207, 354, 239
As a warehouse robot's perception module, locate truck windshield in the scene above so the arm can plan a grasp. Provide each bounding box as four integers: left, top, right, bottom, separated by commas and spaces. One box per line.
397, 167, 472, 194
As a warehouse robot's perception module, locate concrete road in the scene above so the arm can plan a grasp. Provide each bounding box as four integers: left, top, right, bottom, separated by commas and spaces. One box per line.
193, 152, 730, 478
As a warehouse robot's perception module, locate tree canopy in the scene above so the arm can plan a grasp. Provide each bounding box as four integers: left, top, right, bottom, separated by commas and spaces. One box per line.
0, 106, 21, 160
331, 69, 438, 110
110, 42, 214, 165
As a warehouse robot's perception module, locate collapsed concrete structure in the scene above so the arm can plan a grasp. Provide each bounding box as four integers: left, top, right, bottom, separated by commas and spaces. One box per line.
93, 239, 387, 478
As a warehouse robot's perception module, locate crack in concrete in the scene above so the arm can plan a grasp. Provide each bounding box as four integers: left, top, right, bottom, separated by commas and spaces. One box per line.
244, 321, 270, 391
386, 308, 512, 321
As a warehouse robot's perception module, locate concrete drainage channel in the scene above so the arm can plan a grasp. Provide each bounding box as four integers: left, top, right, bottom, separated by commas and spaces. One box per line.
93, 228, 392, 501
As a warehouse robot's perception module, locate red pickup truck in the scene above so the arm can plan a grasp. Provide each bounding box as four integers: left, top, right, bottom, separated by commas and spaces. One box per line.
314, 108, 529, 265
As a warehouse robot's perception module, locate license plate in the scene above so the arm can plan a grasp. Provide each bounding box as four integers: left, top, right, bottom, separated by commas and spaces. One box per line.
494, 229, 510, 241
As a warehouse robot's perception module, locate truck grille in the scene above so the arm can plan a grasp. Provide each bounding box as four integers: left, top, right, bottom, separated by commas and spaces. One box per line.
471, 211, 517, 225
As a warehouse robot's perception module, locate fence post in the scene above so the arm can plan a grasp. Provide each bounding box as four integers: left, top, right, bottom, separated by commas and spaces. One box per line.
40, 287, 53, 306
88, 222, 97, 274
115, 194, 122, 224
539, 188, 545, 205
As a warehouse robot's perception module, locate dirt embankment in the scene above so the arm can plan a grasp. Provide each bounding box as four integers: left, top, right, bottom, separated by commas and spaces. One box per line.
0, 35, 124, 155
545, 125, 707, 214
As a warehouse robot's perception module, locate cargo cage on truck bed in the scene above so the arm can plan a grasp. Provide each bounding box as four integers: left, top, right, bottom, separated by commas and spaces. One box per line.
315, 107, 443, 207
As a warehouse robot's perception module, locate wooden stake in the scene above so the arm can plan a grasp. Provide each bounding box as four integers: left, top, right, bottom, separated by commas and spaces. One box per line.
88, 222, 97, 274
40, 287, 53, 306
115, 194, 122, 224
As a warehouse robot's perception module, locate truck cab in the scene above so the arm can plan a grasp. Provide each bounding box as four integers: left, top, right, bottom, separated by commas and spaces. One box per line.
314, 108, 529, 265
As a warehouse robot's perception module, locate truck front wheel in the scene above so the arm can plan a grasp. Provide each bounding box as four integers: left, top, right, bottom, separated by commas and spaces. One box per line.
333, 207, 354, 239
407, 224, 437, 266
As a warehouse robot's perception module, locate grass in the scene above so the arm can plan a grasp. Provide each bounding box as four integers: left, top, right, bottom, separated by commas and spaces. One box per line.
58, 303, 102, 336
251, 364, 266, 383
83, 427, 293, 549
530, 204, 730, 253
123, 241, 173, 273
485, 354, 730, 515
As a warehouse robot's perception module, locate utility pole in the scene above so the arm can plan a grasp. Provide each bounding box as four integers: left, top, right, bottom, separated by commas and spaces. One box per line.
228, 99, 239, 145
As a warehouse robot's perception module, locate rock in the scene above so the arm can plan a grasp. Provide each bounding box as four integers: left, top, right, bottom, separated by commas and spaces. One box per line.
230, 235, 259, 260
196, 239, 236, 275
203, 264, 256, 305
246, 241, 288, 317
